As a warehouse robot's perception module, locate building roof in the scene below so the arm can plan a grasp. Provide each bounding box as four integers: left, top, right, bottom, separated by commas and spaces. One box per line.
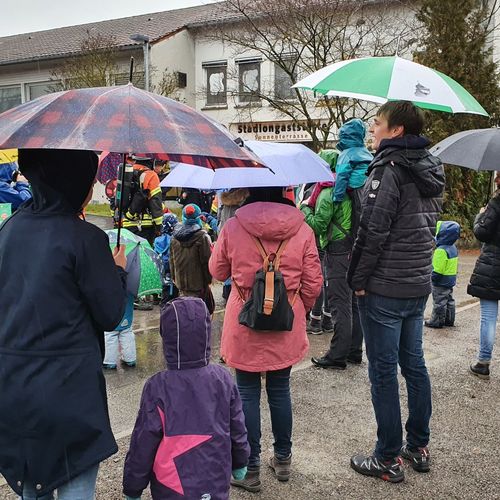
0, 2, 227, 66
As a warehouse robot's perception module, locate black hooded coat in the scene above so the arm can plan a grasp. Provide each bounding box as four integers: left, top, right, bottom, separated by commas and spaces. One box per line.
347, 136, 445, 298
0, 149, 127, 496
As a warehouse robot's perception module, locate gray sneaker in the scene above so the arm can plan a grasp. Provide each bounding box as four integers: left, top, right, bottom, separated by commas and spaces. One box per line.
230, 465, 261, 493
306, 318, 322, 335
269, 454, 292, 482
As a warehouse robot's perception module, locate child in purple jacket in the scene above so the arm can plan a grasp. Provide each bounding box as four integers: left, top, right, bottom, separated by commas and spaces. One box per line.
123, 297, 249, 500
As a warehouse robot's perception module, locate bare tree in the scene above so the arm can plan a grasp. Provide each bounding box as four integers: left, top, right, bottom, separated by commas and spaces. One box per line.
51, 31, 120, 89
154, 68, 182, 101
200, 0, 419, 151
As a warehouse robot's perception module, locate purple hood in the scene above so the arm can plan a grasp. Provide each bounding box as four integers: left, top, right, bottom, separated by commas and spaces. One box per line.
161, 297, 211, 370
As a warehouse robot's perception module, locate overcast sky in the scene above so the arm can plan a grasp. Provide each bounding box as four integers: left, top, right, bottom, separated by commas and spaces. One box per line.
1, 0, 217, 37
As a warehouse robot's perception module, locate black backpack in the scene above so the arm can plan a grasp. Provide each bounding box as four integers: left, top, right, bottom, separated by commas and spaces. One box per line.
235, 236, 298, 332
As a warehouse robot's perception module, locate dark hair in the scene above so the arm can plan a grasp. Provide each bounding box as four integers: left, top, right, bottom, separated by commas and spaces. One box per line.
243, 187, 295, 207
377, 101, 425, 136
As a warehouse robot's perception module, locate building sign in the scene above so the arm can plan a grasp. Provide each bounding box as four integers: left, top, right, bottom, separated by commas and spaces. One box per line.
230, 120, 330, 142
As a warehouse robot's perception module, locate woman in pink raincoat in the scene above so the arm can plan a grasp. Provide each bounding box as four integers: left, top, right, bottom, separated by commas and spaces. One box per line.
209, 187, 322, 493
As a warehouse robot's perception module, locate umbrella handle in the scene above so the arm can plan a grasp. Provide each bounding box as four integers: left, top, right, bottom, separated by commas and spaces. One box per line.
116, 152, 127, 248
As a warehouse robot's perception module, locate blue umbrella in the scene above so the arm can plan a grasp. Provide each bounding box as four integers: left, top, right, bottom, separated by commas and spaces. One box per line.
160, 141, 333, 189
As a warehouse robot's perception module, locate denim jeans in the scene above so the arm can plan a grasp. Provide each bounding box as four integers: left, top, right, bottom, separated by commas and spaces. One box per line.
235, 367, 292, 467
20, 464, 99, 500
478, 299, 498, 362
104, 327, 136, 365
359, 293, 432, 460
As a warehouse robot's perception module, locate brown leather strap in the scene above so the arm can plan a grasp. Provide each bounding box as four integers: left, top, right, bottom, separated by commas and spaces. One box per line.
290, 284, 302, 306
264, 271, 275, 315
273, 239, 289, 271
233, 279, 245, 302
252, 237, 269, 263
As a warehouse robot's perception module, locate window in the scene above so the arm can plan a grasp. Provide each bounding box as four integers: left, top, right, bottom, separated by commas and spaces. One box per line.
203, 61, 227, 106
27, 81, 59, 101
0, 85, 22, 113
238, 59, 261, 103
274, 59, 297, 101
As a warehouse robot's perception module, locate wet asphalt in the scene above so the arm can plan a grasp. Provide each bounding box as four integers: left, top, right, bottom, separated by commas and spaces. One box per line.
1, 216, 498, 499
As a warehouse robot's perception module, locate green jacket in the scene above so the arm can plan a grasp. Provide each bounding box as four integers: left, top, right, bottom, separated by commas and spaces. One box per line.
301, 187, 352, 250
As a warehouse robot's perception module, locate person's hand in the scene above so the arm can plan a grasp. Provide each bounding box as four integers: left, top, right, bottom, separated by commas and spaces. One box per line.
16, 174, 28, 183
113, 244, 127, 270
480, 206, 486, 214
355, 289, 366, 297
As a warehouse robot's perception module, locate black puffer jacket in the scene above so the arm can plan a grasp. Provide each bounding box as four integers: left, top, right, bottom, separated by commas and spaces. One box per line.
468, 194, 500, 300
347, 136, 445, 298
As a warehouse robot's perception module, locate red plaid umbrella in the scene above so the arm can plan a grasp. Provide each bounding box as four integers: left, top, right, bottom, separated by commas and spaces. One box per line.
0, 84, 264, 169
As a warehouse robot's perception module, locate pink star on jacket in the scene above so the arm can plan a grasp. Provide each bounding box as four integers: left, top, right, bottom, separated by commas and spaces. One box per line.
152, 406, 212, 496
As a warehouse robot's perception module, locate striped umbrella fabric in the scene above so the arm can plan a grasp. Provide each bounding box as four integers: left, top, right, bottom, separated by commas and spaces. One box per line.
293, 56, 488, 116
0, 84, 265, 169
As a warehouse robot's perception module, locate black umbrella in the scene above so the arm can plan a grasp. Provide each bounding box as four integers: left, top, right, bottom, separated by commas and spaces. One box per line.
430, 128, 500, 171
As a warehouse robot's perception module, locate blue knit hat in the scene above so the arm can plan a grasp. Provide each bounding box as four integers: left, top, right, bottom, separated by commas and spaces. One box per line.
182, 203, 202, 227
161, 212, 178, 235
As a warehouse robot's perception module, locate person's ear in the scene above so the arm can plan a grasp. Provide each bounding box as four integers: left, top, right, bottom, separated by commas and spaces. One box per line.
390, 125, 405, 138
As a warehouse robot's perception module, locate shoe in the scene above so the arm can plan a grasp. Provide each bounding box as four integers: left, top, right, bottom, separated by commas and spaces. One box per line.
134, 300, 153, 311
306, 318, 322, 335
424, 320, 443, 329
470, 362, 490, 380
121, 360, 136, 367
311, 356, 346, 370
350, 454, 404, 483
269, 454, 292, 482
102, 363, 117, 370
444, 320, 455, 327
321, 315, 334, 333
347, 356, 362, 365
231, 465, 261, 493
400, 444, 430, 472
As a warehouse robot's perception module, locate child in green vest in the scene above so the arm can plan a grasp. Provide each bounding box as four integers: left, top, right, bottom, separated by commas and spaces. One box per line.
425, 221, 460, 328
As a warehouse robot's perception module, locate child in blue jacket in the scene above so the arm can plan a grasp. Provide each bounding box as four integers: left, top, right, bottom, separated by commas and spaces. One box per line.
154, 213, 179, 304
425, 221, 461, 328
332, 118, 372, 203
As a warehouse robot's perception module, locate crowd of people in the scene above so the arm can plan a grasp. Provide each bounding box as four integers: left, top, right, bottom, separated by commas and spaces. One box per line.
0, 100, 499, 498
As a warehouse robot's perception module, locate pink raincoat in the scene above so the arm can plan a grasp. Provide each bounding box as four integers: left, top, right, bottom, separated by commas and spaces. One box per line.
209, 202, 322, 372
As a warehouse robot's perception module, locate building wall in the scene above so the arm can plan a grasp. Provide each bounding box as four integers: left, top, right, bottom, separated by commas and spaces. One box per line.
150, 30, 196, 105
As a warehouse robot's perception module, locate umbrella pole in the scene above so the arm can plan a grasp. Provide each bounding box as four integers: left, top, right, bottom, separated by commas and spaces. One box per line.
116, 152, 127, 248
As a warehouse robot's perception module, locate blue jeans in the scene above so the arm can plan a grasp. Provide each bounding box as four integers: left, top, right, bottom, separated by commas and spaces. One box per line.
478, 299, 498, 362
359, 293, 432, 460
20, 464, 99, 500
235, 367, 292, 467
104, 327, 136, 365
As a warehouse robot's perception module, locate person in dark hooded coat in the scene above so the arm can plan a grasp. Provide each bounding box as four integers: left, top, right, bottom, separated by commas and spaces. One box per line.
0, 149, 127, 499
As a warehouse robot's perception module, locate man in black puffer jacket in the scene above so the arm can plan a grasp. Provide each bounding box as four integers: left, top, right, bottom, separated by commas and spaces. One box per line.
348, 101, 445, 483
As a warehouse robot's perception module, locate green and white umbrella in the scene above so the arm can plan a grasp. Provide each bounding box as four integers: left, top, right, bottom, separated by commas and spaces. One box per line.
293, 56, 488, 116
105, 228, 162, 298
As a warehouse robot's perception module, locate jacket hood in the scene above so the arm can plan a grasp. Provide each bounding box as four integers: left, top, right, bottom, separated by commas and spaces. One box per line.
436, 220, 460, 245
370, 136, 444, 198
18, 149, 98, 214
337, 119, 367, 151
173, 223, 203, 245
319, 149, 339, 170
160, 297, 211, 370
221, 188, 249, 207
0, 162, 16, 183
235, 201, 304, 240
